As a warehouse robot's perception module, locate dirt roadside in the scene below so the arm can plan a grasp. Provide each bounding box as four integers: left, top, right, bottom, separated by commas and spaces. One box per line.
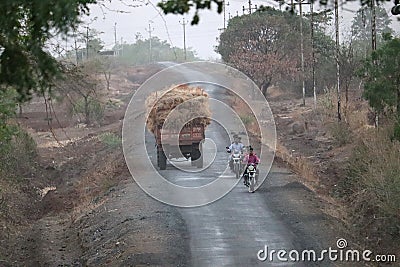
2, 64, 378, 266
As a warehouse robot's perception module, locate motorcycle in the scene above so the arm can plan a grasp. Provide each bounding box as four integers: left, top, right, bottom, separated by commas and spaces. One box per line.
244, 163, 258, 193
231, 150, 242, 179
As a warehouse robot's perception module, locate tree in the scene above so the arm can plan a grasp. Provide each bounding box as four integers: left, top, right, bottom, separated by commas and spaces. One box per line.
217, 8, 307, 96
350, 5, 393, 57
0, 0, 96, 101
55, 62, 105, 125
359, 34, 400, 132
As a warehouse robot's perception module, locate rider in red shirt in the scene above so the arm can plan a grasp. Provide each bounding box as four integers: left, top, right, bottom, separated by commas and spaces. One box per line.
242, 147, 260, 186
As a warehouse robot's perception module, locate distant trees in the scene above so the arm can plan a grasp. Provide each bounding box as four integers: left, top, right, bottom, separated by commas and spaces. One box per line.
117, 36, 198, 65
350, 5, 394, 57
64, 29, 105, 64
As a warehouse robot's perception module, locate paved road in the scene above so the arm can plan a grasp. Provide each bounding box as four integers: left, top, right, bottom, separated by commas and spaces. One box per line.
138, 63, 307, 266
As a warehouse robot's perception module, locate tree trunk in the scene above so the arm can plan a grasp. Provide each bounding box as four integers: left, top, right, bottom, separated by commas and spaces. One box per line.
261, 81, 271, 97
104, 71, 111, 91
84, 96, 90, 125
397, 87, 400, 119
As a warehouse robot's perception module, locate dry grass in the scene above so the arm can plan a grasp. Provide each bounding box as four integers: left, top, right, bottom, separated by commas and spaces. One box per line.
69, 150, 127, 223
340, 129, 400, 247
316, 91, 400, 251
145, 84, 211, 134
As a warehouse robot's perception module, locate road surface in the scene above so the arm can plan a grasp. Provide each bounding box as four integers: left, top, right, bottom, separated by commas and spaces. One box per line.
137, 63, 310, 266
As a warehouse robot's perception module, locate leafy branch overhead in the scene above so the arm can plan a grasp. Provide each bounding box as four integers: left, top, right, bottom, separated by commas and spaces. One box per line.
158, 0, 393, 24
0, 0, 97, 101
158, 0, 223, 25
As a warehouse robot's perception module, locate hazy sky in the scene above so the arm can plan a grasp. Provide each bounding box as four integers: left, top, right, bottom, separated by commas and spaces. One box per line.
84, 0, 400, 59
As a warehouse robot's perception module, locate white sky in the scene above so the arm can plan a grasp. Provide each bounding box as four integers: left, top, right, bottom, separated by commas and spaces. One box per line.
82, 0, 400, 60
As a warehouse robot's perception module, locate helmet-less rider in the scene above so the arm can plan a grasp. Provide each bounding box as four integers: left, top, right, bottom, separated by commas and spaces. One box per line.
226, 135, 244, 171
242, 147, 260, 187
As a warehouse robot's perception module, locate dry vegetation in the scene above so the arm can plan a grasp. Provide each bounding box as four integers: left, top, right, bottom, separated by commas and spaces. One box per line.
273, 87, 400, 254
230, 83, 399, 255
145, 84, 211, 134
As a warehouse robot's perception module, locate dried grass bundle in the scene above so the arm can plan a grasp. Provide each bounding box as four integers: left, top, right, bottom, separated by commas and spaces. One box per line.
145, 84, 211, 134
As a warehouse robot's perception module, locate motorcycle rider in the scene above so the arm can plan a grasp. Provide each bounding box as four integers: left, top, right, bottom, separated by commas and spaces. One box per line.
242, 147, 260, 186
226, 135, 244, 171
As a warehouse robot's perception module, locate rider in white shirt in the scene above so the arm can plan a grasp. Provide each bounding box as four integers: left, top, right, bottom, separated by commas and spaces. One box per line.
227, 136, 244, 170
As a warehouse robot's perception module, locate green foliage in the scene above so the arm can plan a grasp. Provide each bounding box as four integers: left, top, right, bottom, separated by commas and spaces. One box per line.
239, 114, 255, 126
98, 132, 121, 149
0, 127, 37, 182
117, 37, 198, 64
0, 0, 97, 101
393, 119, 400, 141
359, 35, 400, 118
0, 89, 18, 141
71, 96, 104, 124
54, 60, 107, 125
350, 5, 393, 56
157, 0, 377, 25
158, 0, 223, 25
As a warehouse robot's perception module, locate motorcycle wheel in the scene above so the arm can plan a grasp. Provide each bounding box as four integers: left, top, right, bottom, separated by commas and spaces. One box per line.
249, 176, 255, 193
234, 165, 239, 179
158, 150, 167, 170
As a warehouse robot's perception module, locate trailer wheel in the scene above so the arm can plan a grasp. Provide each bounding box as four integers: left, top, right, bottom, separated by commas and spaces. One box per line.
195, 143, 203, 168
191, 143, 200, 161
158, 150, 167, 170
196, 152, 203, 168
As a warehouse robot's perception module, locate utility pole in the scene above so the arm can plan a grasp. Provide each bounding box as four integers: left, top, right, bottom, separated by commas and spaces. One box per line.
120, 37, 123, 57
86, 26, 89, 60
114, 22, 117, 56
218, 1, 230, 32
371, 0, 378, 127
223, 0, 230, 30
311, 1, 316, 109
371, 0, 377, 51
300, 0, 305, 107
294, 0, 306, 106
73, 29, 79, 65
145, 21, 154, 63
243, 0, 257, 15
179, 18, 188, 61
249, 0, 252, 14
335, 0, 341, 121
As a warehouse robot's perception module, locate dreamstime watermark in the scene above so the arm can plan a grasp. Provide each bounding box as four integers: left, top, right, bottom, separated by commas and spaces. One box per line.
257, 238, 397, 263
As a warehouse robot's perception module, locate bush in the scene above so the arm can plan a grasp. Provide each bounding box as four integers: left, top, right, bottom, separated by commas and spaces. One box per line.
98, 132, 121, 149
340, 131, 400, 245
70, 96, 104, 124
328, 121, 352, 146
0, 127, 37, 182
239, 114, 255, 126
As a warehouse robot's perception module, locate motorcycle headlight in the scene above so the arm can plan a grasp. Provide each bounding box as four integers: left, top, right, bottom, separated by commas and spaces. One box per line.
248, 165, 254, 171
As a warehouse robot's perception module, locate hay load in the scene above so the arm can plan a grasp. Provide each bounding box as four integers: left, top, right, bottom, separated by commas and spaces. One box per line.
145, 84, 211, 134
